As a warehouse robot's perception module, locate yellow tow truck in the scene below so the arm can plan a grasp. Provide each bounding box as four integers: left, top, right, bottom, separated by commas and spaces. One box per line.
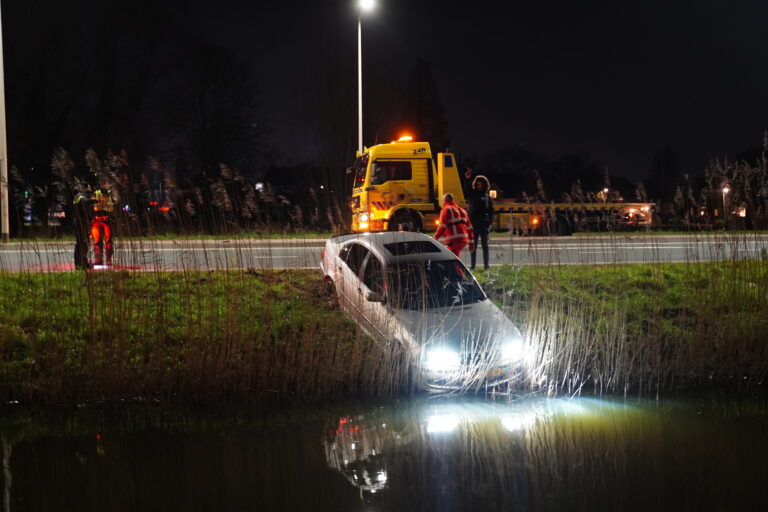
349, 137, 654, 235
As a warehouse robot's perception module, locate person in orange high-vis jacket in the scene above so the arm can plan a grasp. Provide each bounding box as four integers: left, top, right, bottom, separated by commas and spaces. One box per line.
90, 180, 117, 266
434, 193, 474, 257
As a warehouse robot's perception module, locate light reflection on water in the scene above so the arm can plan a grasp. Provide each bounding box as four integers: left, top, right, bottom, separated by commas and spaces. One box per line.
1, 395, 767, 511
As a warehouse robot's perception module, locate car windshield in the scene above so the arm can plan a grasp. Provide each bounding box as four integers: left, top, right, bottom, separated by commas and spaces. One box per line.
387, 259, 486, 310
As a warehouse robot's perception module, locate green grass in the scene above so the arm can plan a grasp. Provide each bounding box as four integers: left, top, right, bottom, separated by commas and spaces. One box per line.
0, 270, 408, 406
477, 261, 768, 394
0, 259, 766, 405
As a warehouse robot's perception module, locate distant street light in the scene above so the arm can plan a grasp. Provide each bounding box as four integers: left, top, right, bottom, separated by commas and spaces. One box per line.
357, 0, 376, 153
721, 186, 730, 220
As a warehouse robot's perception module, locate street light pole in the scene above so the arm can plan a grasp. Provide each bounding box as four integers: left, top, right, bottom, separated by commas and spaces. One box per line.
357, 0, 375, 154
721, 186, 730, 223
0, 2, 8, 242
357, 15, 363, 153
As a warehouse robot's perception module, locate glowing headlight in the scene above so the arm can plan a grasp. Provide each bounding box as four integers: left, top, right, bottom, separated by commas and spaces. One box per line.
359, 213, 369, 222
425, 349, 461, 371
501, 337, 524, 363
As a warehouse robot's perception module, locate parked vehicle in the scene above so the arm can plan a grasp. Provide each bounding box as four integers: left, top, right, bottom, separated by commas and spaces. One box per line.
347, 137, 654, 234
320, 231, 526, 392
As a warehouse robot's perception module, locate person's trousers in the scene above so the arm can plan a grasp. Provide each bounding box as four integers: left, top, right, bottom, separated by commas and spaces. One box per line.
90, 215, 113, 264
471, 228, 490, 269
447, 240, 468, 258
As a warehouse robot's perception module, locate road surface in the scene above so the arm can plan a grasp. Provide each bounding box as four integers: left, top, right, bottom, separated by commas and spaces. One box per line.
0, 234, 766, 272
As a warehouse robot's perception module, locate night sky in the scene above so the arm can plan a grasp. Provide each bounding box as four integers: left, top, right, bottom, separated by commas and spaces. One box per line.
193, 0, 768, 182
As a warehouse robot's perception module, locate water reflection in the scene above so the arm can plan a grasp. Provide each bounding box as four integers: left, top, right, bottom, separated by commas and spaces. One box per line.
1, 396, 766, 511
323, 396, 768, 511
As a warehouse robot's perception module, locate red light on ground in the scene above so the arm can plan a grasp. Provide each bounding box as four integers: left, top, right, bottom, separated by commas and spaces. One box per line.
158, 206, 171, 212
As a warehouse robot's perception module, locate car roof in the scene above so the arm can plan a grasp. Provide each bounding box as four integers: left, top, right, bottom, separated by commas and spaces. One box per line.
329, 232, 455, 263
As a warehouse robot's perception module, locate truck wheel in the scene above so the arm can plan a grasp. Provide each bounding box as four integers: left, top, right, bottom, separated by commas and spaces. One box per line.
389, 210, 421, 232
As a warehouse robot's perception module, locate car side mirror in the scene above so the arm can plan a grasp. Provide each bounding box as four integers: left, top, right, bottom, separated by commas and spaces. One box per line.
366, 292, 386, 303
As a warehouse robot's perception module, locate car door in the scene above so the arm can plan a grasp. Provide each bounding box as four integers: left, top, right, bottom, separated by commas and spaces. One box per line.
358, 251, 392, 343
336, 241, 369, 315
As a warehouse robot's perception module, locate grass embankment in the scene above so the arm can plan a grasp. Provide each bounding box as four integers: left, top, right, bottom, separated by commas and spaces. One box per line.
0, 271, 409, 406
478, 260, 768, 395
0, 260, 766, 405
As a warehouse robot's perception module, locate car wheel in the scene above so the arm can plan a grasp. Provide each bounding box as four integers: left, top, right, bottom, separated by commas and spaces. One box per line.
323, 276, 339, 310
389, 210, 421, 232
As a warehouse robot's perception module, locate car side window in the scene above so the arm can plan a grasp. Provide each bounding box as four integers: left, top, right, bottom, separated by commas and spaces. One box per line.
362, 254, 385, 295
342, 243, 369, 276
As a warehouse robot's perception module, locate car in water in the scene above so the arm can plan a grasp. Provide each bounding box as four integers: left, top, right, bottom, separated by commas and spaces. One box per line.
320, 231, 525, 392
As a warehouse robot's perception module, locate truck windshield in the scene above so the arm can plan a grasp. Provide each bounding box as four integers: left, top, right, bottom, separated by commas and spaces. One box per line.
353, 154, 369, 187
388, 259, 486, 310
370, 161, 412, 185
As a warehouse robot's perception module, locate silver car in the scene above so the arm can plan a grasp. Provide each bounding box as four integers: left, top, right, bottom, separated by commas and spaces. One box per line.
320, 232, 525, 392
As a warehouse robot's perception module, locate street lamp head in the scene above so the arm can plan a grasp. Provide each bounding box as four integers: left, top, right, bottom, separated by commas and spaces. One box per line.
722, 186, 730, 194
359, 0, 376, 12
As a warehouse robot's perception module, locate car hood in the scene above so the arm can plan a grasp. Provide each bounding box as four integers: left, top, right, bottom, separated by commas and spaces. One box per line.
393, 298, 522, 352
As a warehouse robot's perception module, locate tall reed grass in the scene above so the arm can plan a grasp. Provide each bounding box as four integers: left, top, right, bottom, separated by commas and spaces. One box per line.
0, 269, 411, 405
0, 232, 766, 403
481, 236, 768, 396
4, 146, 768, 402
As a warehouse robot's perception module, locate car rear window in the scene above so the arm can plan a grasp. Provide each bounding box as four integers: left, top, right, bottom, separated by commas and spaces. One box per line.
384, 241, 442, 256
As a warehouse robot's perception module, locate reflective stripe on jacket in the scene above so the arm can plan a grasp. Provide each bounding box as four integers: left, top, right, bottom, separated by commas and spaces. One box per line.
92, 189, 116, 214
434, 201, 474, 249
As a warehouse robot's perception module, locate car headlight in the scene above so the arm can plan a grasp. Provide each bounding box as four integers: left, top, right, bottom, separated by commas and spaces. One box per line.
500, 336, 524, 364
425, 348, 461, 371
359, 213, 369, 222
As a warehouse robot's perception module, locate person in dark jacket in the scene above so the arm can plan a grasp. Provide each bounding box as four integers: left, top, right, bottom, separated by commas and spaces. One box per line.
72, 185, 93, 269
466, 172, 493, 270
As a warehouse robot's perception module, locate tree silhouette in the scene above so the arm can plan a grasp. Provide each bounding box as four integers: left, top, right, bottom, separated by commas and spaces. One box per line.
171, 40, 270, 183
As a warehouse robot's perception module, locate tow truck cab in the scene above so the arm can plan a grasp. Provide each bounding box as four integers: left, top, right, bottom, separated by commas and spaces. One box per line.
350, 140, 464, 232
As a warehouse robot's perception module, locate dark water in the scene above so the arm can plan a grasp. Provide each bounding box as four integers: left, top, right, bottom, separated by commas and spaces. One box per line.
1, 394, 767, 511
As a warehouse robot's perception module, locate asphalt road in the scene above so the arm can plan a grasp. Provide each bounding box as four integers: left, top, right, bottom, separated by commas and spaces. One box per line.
1, 234, 766, 272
